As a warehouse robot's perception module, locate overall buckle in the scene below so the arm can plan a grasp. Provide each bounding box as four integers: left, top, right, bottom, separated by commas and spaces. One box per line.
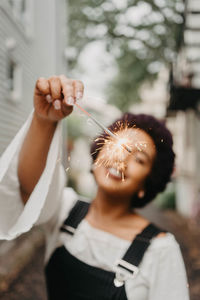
113, 259, 139, 287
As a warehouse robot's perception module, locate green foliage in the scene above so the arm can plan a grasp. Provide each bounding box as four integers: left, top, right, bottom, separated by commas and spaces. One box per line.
154, 183, 176, 210
67, 0, 184, 111
66, 115, 83, 140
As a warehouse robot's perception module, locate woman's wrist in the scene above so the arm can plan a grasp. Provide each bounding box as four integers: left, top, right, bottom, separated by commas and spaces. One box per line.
33, 111, 58, 128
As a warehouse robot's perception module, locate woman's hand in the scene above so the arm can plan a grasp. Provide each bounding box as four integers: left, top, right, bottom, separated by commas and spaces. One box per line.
34, 75, 84, 123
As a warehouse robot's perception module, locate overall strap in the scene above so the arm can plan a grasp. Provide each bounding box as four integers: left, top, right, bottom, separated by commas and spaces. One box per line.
123, 223, 166, 266
113, 223, 167, 286
60, 200, 90, 235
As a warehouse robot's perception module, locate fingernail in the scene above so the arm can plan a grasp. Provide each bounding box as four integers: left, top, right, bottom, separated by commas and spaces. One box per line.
67, 97, 75, 105
53, 100, 61, 110
46, 94, 52, 103
76, 92, 82, 100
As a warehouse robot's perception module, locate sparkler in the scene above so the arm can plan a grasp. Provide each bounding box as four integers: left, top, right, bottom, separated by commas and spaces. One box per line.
72, 99, 148, 182
73, 101, 148, 182
75, 102, 132, 154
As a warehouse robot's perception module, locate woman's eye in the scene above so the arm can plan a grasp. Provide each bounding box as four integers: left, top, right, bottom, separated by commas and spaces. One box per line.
135, 156, 145, 164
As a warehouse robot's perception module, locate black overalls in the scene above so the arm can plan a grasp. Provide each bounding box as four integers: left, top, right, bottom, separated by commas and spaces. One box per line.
45, 200, 167, 300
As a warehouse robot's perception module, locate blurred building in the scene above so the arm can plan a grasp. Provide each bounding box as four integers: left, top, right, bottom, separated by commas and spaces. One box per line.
0, 0, 67, 154
130, 68, 169, 119
167, 0, 200, 219
129, 1, 200, 220
0, 0, 67, 277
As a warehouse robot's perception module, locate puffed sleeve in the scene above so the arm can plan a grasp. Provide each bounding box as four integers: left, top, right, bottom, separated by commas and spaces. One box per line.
0, 110, 66, 240
148, 243, 190, 300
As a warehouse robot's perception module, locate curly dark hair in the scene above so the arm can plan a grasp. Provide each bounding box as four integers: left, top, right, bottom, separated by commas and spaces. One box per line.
90, 113, 175, 208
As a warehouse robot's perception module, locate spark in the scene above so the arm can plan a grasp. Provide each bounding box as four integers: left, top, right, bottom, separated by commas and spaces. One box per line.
135, 141, 147, 151
74, 102, 147, 182
93, 125, 134, 181
75, 102, 132, 153
122, 172, 125, 182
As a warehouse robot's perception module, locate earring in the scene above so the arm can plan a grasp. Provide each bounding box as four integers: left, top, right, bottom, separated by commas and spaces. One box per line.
138, 190, 145, 198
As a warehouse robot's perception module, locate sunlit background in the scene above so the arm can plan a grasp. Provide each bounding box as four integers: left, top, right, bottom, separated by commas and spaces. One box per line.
0, 0, 200, 299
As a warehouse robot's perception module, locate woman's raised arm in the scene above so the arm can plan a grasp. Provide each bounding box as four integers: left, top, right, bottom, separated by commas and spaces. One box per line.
18, 75, 84, 204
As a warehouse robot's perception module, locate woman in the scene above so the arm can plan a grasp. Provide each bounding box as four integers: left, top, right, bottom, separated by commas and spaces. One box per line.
0, 75, 189, 299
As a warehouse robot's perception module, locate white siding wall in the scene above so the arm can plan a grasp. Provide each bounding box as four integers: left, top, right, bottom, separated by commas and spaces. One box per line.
0, 0, 67, 255
31, 0, 67, 78
0, 0, 34, 154
0, 0, 67, 155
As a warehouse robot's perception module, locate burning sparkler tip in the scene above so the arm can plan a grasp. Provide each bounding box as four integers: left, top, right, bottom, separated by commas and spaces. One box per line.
125, 145, 132, 153
120, 143, 132, 153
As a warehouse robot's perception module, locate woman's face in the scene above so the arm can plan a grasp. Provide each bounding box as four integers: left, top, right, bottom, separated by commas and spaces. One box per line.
93, 128, 157, 199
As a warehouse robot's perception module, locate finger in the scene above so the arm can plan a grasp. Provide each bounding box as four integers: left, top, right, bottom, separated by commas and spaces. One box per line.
61, 101, 73, 116
53, 99, 61, 110
48, 77, 62, 100
59, 74, 69, 81
52, 98, 73, 118
74, 80, 84, 101
59, 76, 75, 106
36, 77, 52, 103
46, 94, 53, 103
36, 77, 50, 95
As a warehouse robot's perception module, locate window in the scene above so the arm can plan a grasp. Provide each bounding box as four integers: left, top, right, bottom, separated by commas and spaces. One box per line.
20, 0, 34, 38
6, 0, 34, 38
20, 0, 26, 13
6, 58, 22, 102
8, 0, 14, 7
19, 0, 27, 23
7, 60, 15, 91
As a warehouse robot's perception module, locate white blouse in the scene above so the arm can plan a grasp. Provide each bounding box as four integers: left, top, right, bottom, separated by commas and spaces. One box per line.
0, 112, 190, 300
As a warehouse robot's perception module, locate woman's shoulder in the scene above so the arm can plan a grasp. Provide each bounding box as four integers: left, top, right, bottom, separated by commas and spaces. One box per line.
59, 187, 90, 222
149, 231, 180, 252
62, 187, 90, 202
61, 187, 79, 211
62, 187, 91, 210
134, 214, 178, 249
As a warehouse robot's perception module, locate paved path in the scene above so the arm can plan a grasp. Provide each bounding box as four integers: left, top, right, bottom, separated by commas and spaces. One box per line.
0, 245, 47, 300
0, 204, 199, 300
